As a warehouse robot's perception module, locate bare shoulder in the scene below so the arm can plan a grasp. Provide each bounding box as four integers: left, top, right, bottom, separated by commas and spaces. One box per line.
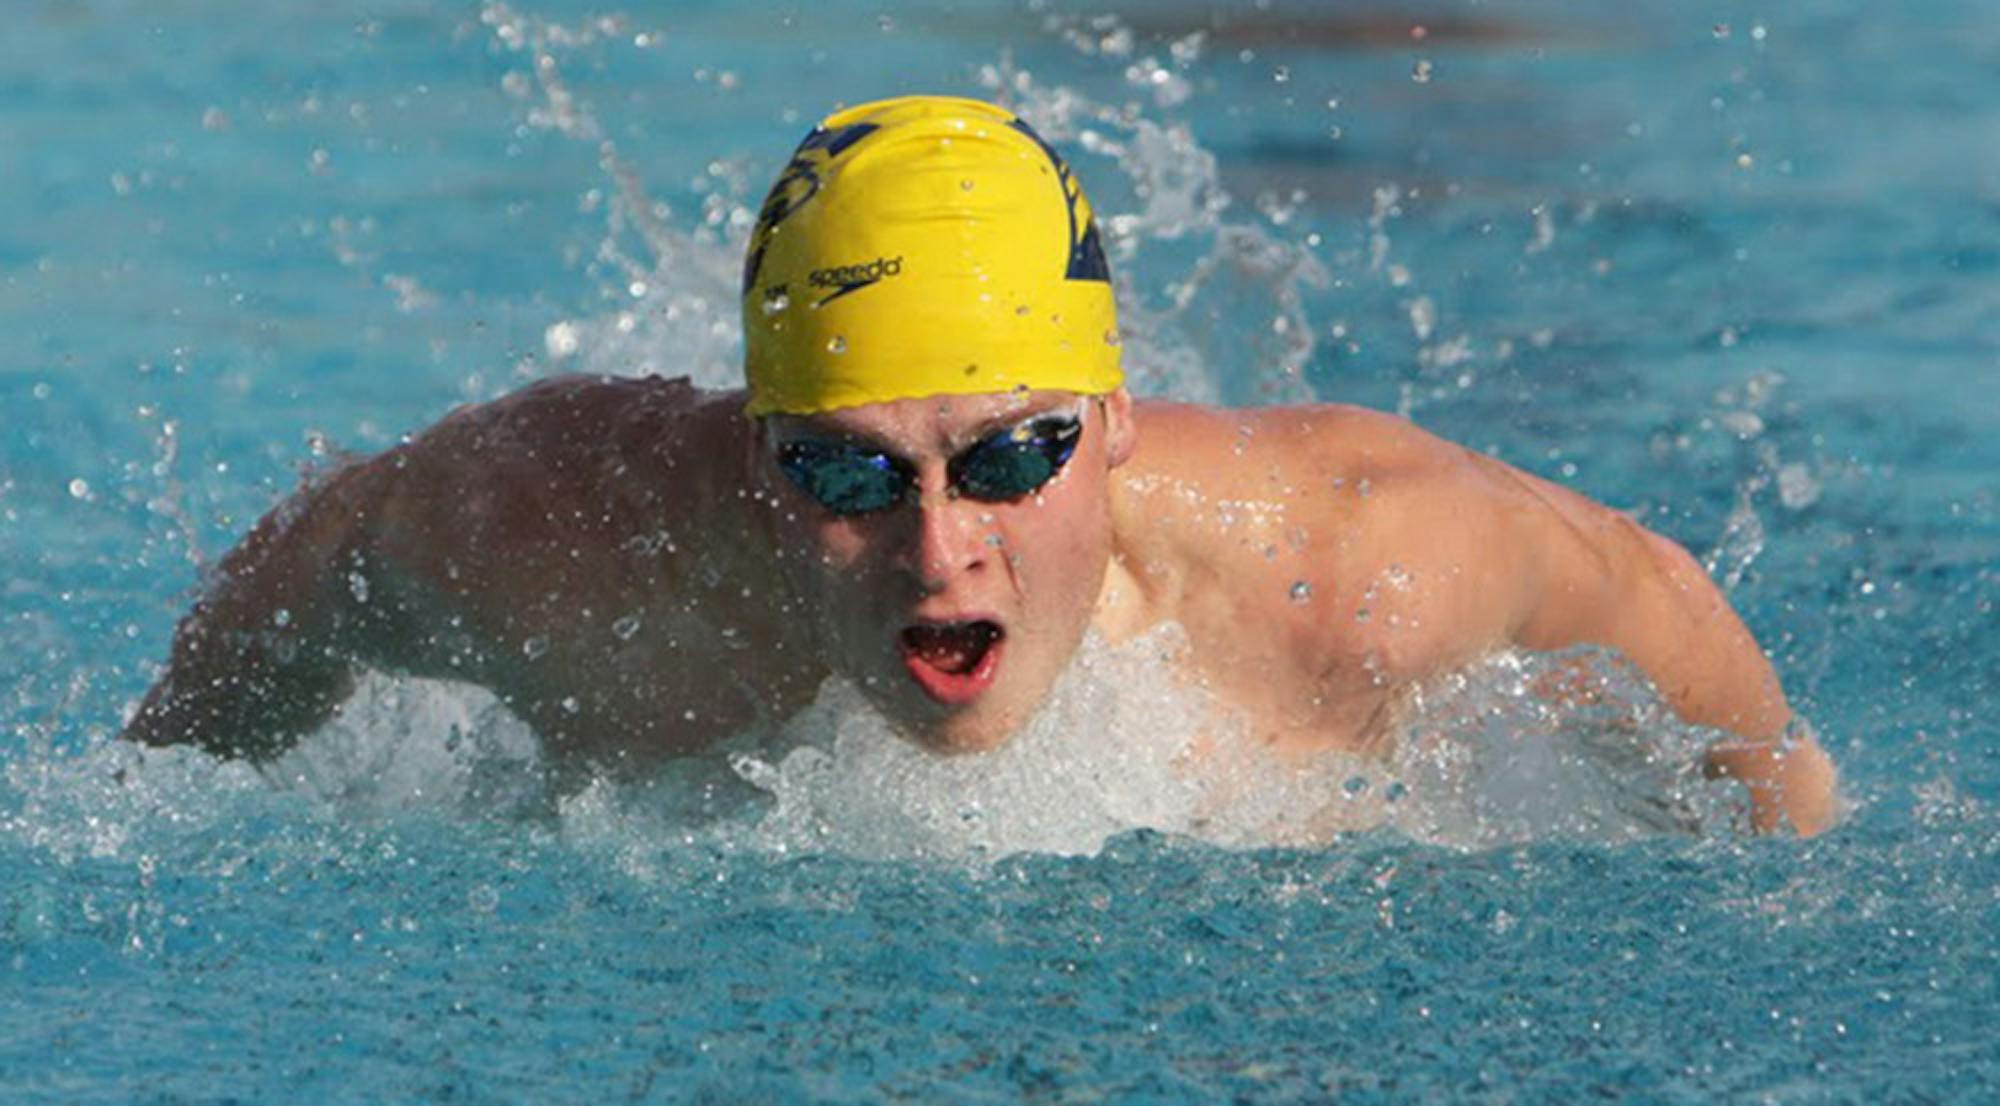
1111, 400, 1627, 680
358, 375, 748, 550
1126, 399, 1473, 483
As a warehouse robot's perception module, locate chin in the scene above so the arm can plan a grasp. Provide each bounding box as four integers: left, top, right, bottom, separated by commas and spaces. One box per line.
889, 700, 1024, 756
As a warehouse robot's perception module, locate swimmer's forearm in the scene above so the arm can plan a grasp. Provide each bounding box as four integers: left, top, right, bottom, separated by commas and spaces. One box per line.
1703, 726, 1838, 837
1614, 529, 1838, 836
124, 466, 373, 760
1508, 490, 1837, 835
123, 621, 356, 760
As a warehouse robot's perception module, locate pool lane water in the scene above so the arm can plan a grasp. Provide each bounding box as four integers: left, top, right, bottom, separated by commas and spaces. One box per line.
3, 0, 1996, 1100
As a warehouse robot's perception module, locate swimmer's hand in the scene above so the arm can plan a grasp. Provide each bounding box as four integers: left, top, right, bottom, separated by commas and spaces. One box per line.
1703, 721, 1839, 837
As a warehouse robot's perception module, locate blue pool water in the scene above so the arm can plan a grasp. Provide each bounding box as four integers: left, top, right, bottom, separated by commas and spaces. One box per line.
4, 0, 1997, 1100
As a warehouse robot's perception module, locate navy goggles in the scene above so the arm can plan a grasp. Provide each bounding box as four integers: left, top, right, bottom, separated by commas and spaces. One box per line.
776, 407, 1086, 516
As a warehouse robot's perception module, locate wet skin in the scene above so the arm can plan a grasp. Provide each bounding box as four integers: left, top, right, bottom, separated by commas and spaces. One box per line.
123, 374, 1837, 834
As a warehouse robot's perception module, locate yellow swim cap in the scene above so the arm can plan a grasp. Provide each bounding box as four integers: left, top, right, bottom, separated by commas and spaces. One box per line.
741, 95, 1122, 416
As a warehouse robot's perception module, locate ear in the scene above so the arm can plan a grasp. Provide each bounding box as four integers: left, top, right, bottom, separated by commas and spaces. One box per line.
1098, 388, 1138, 469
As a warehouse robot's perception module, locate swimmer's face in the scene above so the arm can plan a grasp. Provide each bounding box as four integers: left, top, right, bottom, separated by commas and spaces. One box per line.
760, 388, 1136, 753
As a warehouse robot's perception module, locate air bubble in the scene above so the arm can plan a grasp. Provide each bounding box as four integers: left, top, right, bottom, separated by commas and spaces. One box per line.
1289, 581, 1313, 604
67, 479, 90, 500
761, 293, 790, 315
612, 614, 642, 641
826, 336, 847, 354
1411, 59, 1433, 83
522, 635, 550, 660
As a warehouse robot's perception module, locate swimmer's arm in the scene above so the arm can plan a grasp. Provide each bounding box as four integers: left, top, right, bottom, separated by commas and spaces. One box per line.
122, 469, 370, 760
1498, 466, 1838, 836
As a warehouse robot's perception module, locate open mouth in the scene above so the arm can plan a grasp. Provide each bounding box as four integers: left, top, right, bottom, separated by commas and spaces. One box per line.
899, 620, 1005, 705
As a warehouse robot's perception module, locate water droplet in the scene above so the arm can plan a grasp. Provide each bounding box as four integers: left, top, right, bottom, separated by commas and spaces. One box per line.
560, 696, 580, 715
960, 178, 975, 191
1713, 23, 1731, 38
1289, 581, 1313, 603
1103, 327, 1121, 347
66, 478, 90, 500
1015, 304, 1031, 316
1343, 775, 1370, 796
826, 336, 847, 354
1411, 59, 1433, 83
347, 572, 370, 604
273, 608, 292, 628
1272, 65, 1290, 83
612, 614, 642, 641
1355, 608, 1372, 623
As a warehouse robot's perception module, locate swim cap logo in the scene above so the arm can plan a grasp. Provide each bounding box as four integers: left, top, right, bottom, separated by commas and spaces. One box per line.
808, 256, 903, 306
1007, 119, 1112, 284
742, 121, 880, 295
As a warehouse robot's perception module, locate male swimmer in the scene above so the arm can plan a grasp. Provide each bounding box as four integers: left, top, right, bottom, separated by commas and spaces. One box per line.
123, 96, 1837, 835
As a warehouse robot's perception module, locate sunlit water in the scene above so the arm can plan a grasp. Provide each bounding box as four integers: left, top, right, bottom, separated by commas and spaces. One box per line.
4, 0, 1996, 1100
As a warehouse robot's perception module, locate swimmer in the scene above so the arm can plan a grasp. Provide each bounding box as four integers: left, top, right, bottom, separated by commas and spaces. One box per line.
121, 95, 1837, 835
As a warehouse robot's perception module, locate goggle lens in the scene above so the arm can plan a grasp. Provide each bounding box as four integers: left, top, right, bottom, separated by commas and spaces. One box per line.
777, 442, 909, 515
949, 415, 1082, 501
776, 408, 1085, 517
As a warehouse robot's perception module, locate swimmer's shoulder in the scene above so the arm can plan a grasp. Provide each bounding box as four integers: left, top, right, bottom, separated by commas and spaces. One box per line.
370, 374, 746, 490
329, 375, 753, 562
1114, 399, 1523, 621
1122, 399, 1466, 500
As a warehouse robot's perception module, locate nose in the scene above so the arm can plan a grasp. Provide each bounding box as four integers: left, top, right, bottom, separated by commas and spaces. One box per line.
901, 476, 992, 593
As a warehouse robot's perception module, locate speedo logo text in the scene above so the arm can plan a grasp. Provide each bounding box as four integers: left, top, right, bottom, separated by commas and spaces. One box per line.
809, 256, 903, 289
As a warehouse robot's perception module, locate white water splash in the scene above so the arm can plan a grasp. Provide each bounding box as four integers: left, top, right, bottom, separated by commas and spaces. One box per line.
11, 630, 1759, 872
683, 634, 1746, 863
